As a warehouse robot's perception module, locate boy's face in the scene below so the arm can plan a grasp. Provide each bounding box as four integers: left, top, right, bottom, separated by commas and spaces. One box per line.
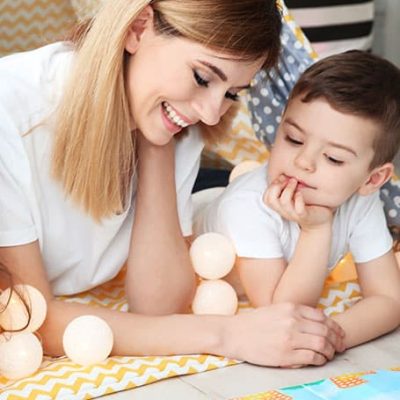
268, 96, 379, 209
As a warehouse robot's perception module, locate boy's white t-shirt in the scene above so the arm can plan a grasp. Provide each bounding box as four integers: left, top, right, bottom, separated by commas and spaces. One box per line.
0, 43, 204, 295
196, 164, 393, 269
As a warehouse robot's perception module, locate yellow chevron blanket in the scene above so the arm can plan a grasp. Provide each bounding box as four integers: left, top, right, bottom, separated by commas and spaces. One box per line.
0, 257, 360, 399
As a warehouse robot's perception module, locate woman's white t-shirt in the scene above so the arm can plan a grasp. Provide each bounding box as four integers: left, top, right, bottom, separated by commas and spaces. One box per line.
0, 43, 204, 295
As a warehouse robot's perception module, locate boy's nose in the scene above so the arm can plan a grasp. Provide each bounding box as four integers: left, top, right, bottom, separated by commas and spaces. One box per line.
294, 150, 316, 172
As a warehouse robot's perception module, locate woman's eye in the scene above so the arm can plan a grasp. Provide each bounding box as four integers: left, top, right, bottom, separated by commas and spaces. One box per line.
285, 135, 303, 145
194, 70, 209, 87
225, 91, 239, 101
325, 155, 344, 165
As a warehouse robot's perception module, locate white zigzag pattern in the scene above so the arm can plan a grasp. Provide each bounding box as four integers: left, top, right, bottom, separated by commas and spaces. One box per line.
0, 1, 66, 10
1, 356, 235, 399
1, 19, 72, 35
0, 38, 52, 51
63, 296, 128, 311
319, 283, 361, 316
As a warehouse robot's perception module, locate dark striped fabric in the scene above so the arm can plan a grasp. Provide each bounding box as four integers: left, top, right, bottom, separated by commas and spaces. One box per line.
285, 0, 374, 58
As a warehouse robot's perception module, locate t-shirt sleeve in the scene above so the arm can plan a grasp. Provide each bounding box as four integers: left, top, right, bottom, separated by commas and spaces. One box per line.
349, 192, 393, 263
175, 128, 204, 237
202, 192, 284, 259
0, 105, 37, 246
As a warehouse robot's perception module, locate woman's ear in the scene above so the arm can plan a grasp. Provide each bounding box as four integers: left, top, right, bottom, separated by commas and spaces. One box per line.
358, 162, 394, 196
125, 5, 154, 54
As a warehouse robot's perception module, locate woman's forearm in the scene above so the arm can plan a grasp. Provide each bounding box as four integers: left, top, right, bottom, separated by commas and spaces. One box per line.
127, 138, 196, 315
41, 299, 344, 367
41, 299, 220, 357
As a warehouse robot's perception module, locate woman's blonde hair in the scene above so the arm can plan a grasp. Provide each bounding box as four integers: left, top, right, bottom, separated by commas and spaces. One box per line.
0, 264, 31, 334
52, 0, 282, 220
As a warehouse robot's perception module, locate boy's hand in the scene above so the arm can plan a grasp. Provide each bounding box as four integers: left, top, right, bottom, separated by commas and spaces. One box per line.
264, 175, 333, 230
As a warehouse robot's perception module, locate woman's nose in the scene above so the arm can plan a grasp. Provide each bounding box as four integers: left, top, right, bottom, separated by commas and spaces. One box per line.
192, 93, 224, 126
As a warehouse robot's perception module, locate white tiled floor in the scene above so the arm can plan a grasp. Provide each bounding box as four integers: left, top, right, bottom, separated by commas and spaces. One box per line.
103, 327, 400, 399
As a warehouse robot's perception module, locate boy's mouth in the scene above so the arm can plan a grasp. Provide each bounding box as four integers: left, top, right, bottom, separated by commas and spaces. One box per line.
283, 174, 316, 190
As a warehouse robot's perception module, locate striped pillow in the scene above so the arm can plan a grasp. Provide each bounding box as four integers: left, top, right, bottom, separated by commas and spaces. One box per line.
285, 0, 374, 58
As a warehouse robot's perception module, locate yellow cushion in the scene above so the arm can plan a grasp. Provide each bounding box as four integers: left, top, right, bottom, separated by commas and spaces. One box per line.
0, 0, 76, 56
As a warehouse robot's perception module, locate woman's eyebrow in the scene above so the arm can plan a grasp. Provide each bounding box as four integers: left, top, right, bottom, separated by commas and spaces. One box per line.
197, 60, 251, 90
198, 60, 227, 81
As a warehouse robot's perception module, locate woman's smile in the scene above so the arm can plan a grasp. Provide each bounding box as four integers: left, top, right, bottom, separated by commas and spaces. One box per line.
161, 101, 191, 134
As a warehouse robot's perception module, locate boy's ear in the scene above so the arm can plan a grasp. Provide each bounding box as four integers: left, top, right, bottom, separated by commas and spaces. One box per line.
125, 6, 154, 54
358, 162, 394, 196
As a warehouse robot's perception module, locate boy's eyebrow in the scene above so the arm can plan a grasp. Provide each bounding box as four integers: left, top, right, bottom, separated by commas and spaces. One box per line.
327, 141, 358, 157
197, 60, 251, 90
284, 118, 358, 156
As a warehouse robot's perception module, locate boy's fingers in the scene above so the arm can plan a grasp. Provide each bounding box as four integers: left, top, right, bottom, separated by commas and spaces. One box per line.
294, 191, 305, 215
280, 178, 297, 206
264, 182, 285, 209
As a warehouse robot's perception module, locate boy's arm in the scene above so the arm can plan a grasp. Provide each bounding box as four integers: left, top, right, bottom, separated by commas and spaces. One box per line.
256, 176, 333, 306
238, 224, 331, 308
238, 256, 286, 306
331, 250, 400, 349
272, 224, 332, 306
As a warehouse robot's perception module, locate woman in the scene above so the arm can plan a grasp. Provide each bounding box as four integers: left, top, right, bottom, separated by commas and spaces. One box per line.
0, 264, 31, 333
0, 0, 344, 366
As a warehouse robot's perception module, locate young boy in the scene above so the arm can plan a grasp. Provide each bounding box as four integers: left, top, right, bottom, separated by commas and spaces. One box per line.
196, 51, 400, 351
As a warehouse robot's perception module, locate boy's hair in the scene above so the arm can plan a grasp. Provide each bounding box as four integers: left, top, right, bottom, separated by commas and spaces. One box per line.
288, 50, 400, 169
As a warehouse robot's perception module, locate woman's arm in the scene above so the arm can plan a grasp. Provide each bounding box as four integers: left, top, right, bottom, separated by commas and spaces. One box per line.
331, 250, 400, 349
126, 135, 196, 315
0, 241, 344, 365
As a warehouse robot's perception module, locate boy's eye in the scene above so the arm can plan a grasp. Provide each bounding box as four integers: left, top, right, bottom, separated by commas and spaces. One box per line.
194, 70, 209, 87
325, 155, 344, 165
285, 135, 303, 145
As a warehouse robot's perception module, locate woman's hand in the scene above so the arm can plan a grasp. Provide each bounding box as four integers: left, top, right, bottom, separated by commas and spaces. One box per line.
222, 303, 345, 367
264, 176, 333, 230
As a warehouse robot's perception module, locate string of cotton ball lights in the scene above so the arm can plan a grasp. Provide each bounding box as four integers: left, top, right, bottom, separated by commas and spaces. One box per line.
62, 315, 114, 366
0, 285, 46, 380
0, 284, 114, 381
190, 232, 238, 315
190, 160, 262, 316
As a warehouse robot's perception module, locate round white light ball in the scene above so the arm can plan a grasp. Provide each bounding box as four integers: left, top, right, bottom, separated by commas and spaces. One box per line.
0, 284, 47, 333
0, 332, 43, 380
229, 160, 262, 183
192, 280, 238, 315
63, 315, 114, 366
190, 233, 236, 280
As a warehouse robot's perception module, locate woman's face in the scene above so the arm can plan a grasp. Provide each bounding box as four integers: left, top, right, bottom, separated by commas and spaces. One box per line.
125, 10, 263, 145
